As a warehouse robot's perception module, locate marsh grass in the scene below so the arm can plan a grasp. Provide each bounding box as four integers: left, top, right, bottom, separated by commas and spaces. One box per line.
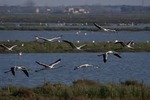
0, 79, 150, 100
0, 41, 150, 53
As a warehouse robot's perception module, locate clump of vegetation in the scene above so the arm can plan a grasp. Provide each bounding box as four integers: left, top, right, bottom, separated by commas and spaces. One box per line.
0, 79, 150, 100
120, 80, 144, 86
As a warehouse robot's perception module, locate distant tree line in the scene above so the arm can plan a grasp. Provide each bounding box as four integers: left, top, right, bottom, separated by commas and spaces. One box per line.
0, 5, 150, 14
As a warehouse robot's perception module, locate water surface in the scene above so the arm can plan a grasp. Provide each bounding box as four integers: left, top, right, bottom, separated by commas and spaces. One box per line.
0, 52, 149, 87
0, 30, 149, 42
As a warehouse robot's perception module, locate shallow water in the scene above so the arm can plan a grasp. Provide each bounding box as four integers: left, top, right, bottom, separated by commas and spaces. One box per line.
0, 52, 149, 87
0, 30, 149, 42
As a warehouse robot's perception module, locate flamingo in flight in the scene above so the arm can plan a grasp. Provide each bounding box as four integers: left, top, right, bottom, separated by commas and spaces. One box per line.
115, 40, 134, 49
35, 58, 62, 72
74, 63, 99, 70
0, 44, 17, 51
93, 23, 116, 32
4, 66, 29, 77
35, 35, 62, 42
63, 40, 87, 50
97, 50, 121, 63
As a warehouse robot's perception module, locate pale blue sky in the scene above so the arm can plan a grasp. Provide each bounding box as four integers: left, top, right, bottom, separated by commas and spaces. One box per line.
0, 0, 150, 6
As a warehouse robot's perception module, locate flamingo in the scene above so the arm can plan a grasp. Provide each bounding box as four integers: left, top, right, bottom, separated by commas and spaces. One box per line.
115, 40, 134, 49
35, 59, 62, 72
63, 40, 87, 50
35, 35, 62, 42
74, 64, 99, 70
4, 66, 29, 77
93, 23, 116, 32
97, 51, 121, 63
0, 44, 17, 51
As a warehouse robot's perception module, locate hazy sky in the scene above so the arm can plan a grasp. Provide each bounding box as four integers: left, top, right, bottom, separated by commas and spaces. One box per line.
0, 0, 150, 6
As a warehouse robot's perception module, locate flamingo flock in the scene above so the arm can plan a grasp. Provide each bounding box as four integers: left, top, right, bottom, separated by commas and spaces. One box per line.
0, 23, 144, 79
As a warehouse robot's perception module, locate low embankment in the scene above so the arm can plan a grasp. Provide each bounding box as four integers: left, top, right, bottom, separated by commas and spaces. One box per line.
0, 41, 150, 53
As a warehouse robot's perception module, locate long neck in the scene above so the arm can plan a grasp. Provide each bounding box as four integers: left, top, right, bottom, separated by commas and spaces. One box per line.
35, 68, 45, 72
4, 70, 11, 73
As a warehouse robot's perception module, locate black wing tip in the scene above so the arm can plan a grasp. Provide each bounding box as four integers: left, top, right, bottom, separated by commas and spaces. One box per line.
35, 70, 38, 72
56, 58, 61, 62
35, 61, 39, 64
93, 22, 100, 26
118, 54, 122, 58
25, 75, 29, 77
26, 74, 29, 77
22, 70, 29, 77
115, 54, 122, 58
4, 71, 8, 73
103, 57, 107, 63
35, 69, 40, 72
93, 22, 97, 24
119, 56, 122, 58
74, 67, 78, 70
63, 40, 73, 43
11, 72, 15, 76
58, 58, 61, 61
62, 40, 69, 42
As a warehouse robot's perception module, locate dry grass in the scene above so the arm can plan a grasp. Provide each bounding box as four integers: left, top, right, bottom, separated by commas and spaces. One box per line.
0, 79, 150, 100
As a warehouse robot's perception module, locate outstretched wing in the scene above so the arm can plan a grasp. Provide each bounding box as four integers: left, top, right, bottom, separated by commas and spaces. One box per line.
127, 40, 134, 46
115, 41, 126, 47
38, 36, 49, 41
49, 59, 61, 66
50, 35, 62, 41
103, 54, 107, 63
63, 40, 76, 49
52, 65, 63, 69
98, 54, 107, 63
78, 44, 87, 49
11, 67, 15, 76
93, 23, 105, 30
35, 61, 50, 68
22, 69, 29, 77
74, 66, 79, 70
35, 60, 62, 72
10, 45, 17, 49
113, 52, 122, 58
0, 44, 9, 49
